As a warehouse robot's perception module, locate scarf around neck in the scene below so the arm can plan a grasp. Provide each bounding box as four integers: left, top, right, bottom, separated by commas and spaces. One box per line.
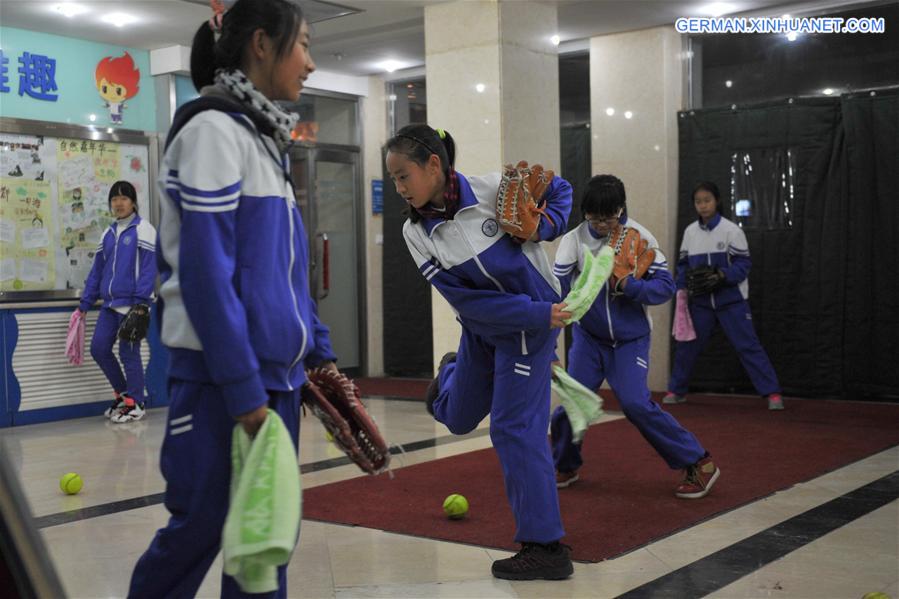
415, 169, 460, 221
214, 69, 299, 153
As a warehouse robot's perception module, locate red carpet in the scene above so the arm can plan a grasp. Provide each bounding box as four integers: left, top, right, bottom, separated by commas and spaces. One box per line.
303, 395, 899, 562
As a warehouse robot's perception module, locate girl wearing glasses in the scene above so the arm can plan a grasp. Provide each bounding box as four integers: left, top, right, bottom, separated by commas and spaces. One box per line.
551, 175, 720, 500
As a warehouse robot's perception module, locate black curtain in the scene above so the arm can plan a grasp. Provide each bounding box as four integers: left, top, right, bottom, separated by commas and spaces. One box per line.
381, 152, 433, 377
677, 89, 899, 399
561, 124, 591, 232
842, 90, 899, 397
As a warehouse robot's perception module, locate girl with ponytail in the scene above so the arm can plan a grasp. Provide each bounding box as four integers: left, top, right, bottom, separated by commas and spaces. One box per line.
385, 124, 576, 581
129, 0, 338, 595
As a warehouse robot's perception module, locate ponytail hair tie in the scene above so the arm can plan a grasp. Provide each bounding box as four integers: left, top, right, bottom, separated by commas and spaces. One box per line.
209, 0, 226, 33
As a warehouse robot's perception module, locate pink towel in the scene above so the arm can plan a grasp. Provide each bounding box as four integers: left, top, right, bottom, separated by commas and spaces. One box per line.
66, 309, 86, 366
672, 289, 697, 342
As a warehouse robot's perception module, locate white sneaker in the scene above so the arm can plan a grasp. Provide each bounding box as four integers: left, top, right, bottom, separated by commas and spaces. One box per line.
104, 397, 125, 419
112, 402, 146, 423
662, 393, 686, 405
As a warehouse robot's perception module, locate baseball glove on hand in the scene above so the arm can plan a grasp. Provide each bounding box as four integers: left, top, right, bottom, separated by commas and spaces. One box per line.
607, 226, 656, 295
686, 265, 726, 296
302, 368, 390, 475
496, 160, 555, 242
117, 304, 151, 343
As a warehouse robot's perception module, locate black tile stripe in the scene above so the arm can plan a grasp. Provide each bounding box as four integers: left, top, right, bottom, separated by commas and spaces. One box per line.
34, 493, 166, 529
617, 470, 899, 599
33, 428, 490, 529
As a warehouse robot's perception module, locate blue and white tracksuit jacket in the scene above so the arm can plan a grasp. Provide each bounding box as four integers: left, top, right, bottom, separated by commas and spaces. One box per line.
668, 213, 779, 396
404, 171, 571, 544
79, 214, 156, 312
550, 218, 706, 472
129, 103, 335, 599
80, 214, 156, 403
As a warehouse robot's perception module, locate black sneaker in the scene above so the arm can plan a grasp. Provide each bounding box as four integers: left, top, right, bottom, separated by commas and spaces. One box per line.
491, 542, 573, 581
425, 352, 457, 416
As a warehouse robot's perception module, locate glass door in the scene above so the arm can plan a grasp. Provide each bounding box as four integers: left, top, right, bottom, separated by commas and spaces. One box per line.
290, 146, 363, 374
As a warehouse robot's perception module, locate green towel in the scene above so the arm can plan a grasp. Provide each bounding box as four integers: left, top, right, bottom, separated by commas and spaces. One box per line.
552, 365, 604, 443
563, 245, 614, 324
223, 410, 301, 594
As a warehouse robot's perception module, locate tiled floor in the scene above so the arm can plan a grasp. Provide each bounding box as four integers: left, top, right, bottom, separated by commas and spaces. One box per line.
2, 397, 897, 598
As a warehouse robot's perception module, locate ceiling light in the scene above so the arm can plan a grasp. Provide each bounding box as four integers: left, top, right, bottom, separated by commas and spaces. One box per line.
475, 83, 486, 93
725, 80, 733, 88
378, 60, 403, 73
101, 12, 138, 27
55, 3, 89, 18
822, 88, 834, 95
624, 111, 633, 119
786, 32, 798, 41
702, 3, 734, 17
550, 35, 561, 46
605, 107, 615, 116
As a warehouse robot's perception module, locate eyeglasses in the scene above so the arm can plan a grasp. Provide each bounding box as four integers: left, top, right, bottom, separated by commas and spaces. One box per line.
585, 211, 622, 227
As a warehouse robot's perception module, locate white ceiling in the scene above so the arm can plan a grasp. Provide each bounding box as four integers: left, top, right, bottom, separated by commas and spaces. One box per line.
0, 0, 884, 77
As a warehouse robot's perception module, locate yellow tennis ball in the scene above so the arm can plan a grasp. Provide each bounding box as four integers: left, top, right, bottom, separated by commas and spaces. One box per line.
443, 493, 469, 519
59, 473, 83, 495
861, 593, 891, 599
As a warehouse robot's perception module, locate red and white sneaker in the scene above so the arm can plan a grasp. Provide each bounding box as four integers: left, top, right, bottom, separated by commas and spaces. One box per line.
662, 393, 686, 405
675, 456, 720, 499
111, 398, 146, 423
767, 393, 785, 410
104, 392, 125, 419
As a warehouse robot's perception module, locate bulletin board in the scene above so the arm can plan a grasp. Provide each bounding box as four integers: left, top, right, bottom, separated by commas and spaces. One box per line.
0, 130, 151, 296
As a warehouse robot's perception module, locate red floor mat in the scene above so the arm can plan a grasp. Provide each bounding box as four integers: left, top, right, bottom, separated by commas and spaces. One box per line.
303, 395, 899, 562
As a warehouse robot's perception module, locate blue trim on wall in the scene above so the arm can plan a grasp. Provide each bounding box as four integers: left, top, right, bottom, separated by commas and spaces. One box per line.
0, 305, 169, 428
145, 306, 169, 408
12, 400, 115, 426
1, 312, 22, 427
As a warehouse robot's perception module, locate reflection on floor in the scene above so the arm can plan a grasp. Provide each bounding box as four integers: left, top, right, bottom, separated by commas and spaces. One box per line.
2, 396, 896, 598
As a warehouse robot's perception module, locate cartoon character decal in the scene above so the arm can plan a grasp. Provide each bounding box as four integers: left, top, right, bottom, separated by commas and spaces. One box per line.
95, 52, 140, 124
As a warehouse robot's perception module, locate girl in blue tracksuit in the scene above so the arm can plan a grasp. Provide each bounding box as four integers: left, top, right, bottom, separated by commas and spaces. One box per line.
128, 1, 336, 597
665, 181, 783, 411
386, 124, 574, 581
79, 180, 156, 423
550, 175, 720, 500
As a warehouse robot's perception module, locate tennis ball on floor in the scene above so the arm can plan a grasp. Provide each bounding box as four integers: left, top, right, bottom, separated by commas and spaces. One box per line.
443, 493, 469, 519
59, 473, 83, 495
861, 593, 891, 599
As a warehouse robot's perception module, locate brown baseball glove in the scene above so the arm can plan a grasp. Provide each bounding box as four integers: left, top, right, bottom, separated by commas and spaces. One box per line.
496, 160, 555, 241
607, 226, 656, 295
302, 368, 390, 475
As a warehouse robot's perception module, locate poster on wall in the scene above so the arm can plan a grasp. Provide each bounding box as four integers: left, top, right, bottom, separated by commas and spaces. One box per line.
0, 134, 57, 291
0, 133, 149, 294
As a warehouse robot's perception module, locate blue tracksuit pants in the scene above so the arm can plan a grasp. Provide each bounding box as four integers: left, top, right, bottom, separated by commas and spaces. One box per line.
668, 299, 780, 396
91, 307, 145, 402
432, 327, 564, 544
551, 328, 706, 473
127, 381, 301, 598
